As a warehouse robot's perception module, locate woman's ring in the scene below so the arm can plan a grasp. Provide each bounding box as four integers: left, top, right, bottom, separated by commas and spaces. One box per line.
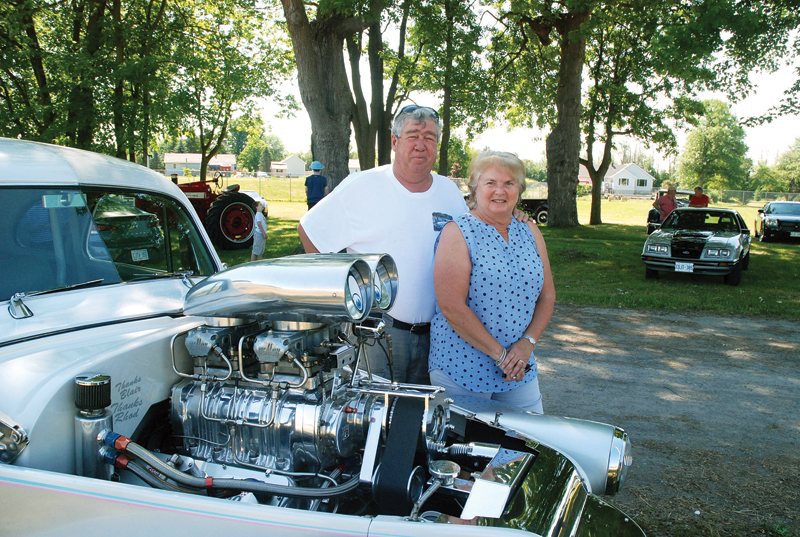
517, 360, 524, 365
512, 375, 517, 380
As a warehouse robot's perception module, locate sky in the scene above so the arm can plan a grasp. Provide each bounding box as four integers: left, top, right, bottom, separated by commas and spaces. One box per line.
262, 60, 800, 169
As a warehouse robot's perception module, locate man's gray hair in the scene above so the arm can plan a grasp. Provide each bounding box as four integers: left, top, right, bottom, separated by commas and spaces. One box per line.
391, 106, 442, 142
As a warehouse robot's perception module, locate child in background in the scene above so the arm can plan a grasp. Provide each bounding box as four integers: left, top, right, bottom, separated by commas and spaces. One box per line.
251, 200, 267, 261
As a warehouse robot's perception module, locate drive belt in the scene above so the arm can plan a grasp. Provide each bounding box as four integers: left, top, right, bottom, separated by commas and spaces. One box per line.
373, 396, 424, 515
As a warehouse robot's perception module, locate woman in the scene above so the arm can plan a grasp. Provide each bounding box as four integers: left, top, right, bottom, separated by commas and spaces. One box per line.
428, 151, 555, 413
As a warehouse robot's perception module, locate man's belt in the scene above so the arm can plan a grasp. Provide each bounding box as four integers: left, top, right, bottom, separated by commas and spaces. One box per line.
388, 317, 431, 335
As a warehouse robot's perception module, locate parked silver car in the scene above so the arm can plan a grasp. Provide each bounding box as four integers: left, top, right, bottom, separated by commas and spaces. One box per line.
1, 139, 643, 537
642, 207, 751, 286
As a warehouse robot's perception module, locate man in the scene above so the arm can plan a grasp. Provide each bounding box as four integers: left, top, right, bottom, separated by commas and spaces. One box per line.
652, 185, 678, 221
689, 186, 709, 207
297, 105, 468, 384
305, 161, 329, 210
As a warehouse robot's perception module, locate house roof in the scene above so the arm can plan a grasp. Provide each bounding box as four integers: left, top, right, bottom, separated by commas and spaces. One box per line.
607, 163, 654, 181
579, 162, 655, 183
163, 153, 236, 167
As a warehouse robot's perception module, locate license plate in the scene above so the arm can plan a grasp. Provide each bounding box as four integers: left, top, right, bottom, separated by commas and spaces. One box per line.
131, 249, 150, 262
675, 262, 694, 273
791, 232, 800, 237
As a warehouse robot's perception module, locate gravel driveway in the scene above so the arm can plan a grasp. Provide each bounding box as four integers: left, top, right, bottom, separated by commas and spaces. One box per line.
538, 304, 800, 537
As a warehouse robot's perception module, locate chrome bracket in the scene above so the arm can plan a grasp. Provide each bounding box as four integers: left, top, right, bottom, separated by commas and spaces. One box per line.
0, 411, 29, 463
8, 293, 33, 319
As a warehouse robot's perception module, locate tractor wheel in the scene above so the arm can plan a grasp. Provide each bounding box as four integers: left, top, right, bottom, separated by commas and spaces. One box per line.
206, 191, 256, 250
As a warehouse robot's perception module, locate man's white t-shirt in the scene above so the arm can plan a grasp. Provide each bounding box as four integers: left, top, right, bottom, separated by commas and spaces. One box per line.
299, 164, 468, 324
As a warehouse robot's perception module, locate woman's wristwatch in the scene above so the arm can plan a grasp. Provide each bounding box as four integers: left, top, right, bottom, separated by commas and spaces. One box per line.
521, 335, 536, 346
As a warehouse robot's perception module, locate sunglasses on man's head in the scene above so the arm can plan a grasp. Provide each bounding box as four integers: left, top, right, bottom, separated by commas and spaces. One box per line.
397, 105, 439, 120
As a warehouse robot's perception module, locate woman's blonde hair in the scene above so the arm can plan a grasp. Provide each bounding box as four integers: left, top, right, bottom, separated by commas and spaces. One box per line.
465, 151, 527, 209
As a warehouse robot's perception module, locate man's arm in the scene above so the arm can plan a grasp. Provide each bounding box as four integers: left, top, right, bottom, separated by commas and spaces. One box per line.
297, 222, 319, 253
652, 199, 664, 217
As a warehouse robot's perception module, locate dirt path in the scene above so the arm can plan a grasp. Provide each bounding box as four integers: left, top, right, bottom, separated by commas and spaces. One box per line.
538, 304, 800, 537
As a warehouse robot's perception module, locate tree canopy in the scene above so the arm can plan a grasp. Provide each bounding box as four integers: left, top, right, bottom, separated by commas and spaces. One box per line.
676, 99, 751, 190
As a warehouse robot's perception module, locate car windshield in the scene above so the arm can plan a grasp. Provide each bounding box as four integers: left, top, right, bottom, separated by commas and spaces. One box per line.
2, 187, 217, 299
661, 210, 739, 232
766, 202, 800, 215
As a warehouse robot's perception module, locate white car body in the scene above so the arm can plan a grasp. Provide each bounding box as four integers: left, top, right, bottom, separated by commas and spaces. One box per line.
1, 139, 644, 537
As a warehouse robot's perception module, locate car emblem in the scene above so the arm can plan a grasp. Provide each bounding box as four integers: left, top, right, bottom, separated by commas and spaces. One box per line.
683, 250, 690, 255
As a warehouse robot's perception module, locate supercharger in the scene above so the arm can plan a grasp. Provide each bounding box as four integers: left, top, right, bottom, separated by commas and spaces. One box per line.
158, 253, 633, 522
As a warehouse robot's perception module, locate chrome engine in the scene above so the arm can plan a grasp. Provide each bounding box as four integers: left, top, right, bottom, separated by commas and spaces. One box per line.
75, 254, 632, 522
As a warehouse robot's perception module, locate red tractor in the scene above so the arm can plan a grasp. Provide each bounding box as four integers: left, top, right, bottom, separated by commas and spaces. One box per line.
176, 173, 257, 250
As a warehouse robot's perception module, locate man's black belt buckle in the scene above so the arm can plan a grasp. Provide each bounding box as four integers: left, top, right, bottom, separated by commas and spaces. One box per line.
391, 318, 430, 335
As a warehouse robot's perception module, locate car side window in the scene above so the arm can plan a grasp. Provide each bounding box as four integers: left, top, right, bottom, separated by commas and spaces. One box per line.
84, 190, 216, 281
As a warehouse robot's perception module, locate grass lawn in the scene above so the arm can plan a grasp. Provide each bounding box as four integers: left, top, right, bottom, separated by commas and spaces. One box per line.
216, 190, 800, 320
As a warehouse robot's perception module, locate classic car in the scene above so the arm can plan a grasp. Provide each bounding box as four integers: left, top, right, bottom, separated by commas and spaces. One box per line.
642, 207, 751, 286
1, 138, 644, 537
646, 188, 694, 234
754, 200, 800, 242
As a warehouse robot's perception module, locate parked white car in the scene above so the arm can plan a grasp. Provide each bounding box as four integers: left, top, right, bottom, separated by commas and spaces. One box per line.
1, 139, 643, 537
642, 207, 751, 286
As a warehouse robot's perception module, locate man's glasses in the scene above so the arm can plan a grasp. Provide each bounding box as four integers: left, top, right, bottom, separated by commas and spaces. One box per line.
397, 105, 439, 120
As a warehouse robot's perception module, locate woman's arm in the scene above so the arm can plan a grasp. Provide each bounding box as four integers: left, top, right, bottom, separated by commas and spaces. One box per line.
503, 221, 556, 381
433, 222, 506, 364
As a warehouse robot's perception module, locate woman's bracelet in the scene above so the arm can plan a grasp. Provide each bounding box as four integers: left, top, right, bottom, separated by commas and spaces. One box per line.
494, 347, 507, 367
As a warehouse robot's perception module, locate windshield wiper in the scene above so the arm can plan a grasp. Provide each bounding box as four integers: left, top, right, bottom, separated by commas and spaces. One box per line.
129, 271, 195, 288
8, 279, 105, 320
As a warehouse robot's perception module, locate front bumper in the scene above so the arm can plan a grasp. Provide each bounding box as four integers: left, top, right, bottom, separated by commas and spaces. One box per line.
641, 256, 737, 275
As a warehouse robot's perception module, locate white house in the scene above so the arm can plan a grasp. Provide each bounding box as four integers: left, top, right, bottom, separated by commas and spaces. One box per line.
348, 159, 361, 175
163, 153, 236, 177
578, 163, 654, 195
605, 163, 654, 195
270, 155, 306, 177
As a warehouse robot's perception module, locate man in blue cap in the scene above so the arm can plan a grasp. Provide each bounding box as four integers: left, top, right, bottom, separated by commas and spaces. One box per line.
305, 161, 329, 210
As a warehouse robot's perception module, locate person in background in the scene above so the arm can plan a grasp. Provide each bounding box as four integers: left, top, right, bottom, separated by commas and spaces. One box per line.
428, 151, 555, 413
689, 186, 709, 207
251, 200, 267, 261
297, 105, 468, 384
305, 161, 329, 210
653, 185, 678, 221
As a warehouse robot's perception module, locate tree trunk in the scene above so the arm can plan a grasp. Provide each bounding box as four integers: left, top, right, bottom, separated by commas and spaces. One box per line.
378, 0, 410, 166
437, 0, 454, 177
348, 33, 373, 169
546, 10, 589, 227
281, 0, 367, 190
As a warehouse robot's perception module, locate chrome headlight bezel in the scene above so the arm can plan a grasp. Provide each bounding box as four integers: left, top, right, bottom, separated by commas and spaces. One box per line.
645, 243, 669, 255
705, 247, 732, 258
606, 427, 633, 495
764, 217, 779, 229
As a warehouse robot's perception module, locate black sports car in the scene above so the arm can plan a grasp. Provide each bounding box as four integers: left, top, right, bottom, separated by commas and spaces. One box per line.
754, 201, 800, 242
642, 208, 751, 286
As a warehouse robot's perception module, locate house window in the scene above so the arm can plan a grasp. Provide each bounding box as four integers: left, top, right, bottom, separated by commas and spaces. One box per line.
619, 178, 629, 186
637, 179, 647, 187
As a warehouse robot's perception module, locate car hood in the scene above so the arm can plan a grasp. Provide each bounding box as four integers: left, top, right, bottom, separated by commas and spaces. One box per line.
764, 214, 800, 222
652, 229, 739, 243
1, 279, 194, 346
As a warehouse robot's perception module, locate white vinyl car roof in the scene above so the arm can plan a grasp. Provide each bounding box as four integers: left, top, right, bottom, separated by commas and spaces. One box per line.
0, 137, 185, 199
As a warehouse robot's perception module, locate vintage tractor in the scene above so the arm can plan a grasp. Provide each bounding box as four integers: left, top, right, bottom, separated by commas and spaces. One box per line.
176, 173, 256, 250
